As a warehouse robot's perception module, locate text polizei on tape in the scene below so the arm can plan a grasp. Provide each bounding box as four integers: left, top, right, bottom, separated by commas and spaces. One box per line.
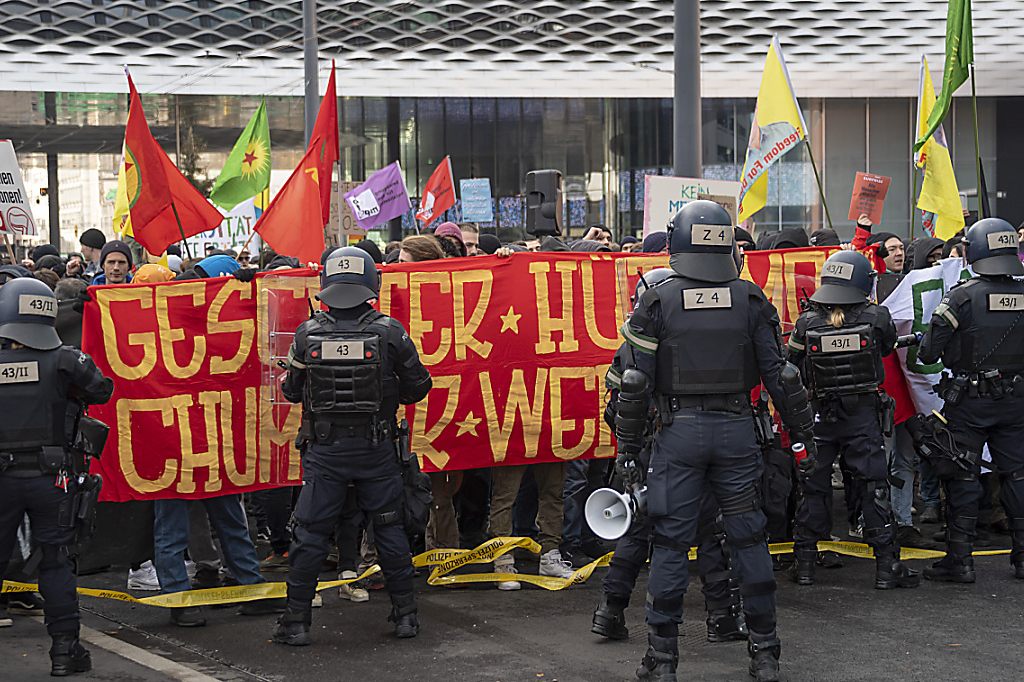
690, 224, 733, 247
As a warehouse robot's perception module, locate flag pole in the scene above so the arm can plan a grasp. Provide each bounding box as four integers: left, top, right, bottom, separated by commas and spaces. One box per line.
910, 163, 919, 240
1, 232, 17, 265
969, 64, 985, 218
170, 203, 193, 260
803, 139, 833, 231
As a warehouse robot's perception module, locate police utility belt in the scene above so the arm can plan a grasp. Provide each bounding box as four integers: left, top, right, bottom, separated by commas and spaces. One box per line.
660, 392, 750, 416
0, 446, 68, 475
301, 416, 395, 445
937, 370, 1024, 405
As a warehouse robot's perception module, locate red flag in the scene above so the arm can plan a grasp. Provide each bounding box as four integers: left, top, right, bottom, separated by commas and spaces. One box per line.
416, 156, 455, 227
309, 62, 339, 224
123, 73, 222, 255
253, 144, 325, 265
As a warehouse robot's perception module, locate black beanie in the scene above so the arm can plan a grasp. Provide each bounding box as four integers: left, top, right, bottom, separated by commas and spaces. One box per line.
79, 228, 107, 250
355, 239, 384, 264
478, 234, 501, 255
100, 240, 133, 267
31, 244, 60, 261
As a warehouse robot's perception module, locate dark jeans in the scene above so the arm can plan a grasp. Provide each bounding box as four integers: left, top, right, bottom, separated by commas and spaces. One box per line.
0, 474, 78, 635
644, 410, 775, 637
252, 487, 294, 555
562, 458, 608, 550
153, 495, 263, 594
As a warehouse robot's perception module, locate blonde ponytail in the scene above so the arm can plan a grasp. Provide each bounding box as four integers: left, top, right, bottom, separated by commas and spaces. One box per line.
828, 306, 846, 328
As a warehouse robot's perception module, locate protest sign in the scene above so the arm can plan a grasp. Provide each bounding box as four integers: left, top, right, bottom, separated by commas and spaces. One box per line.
82, 247, 844, 501
847, 172, 892, 224
460, 178, 494, 222
327, 181, 365, 246
642, 176, 740, 237
0, 139, 38, 235
344, 161, 411, 230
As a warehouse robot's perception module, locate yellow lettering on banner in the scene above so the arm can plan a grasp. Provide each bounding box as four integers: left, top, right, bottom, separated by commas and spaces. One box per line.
115, 397, 180, 494
175, 392, 222, 495
548, 367, 598, 460
782, 250, 828, 323
614, 255, 668, 314
530, 260, 579, 354
593, 364, 615, 459
259, 386, 303, 483
208, 279, 255, 375
760, 251, 786, 314
156, 283, 207, 379
479, 369, 548, 462
218, 388, 258, 488
580, 260, 623, 350
378, 271, 408, 318
408, 272, 452, 365
451, 270, 494, 360
412, 375, 460, 469
96, 288, 157, 381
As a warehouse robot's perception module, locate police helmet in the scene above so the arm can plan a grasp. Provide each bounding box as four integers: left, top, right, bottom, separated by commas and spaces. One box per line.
0, 277, 61, 350
962, 218, 1024, 276
810, 250, 875, 306
316, 246, 381, 309
633, 267, 675, 304
666, 200, 738, 282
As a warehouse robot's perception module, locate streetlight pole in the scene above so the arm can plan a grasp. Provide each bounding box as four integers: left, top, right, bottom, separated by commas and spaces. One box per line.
673, 0, 702, 177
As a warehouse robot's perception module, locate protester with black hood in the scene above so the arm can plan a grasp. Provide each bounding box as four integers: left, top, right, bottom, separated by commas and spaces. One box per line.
809, 229, 841, 247
354, 239, 384, 264
735, 227, 756, 251
905, 237, 944, 272
478, 234, 501, 255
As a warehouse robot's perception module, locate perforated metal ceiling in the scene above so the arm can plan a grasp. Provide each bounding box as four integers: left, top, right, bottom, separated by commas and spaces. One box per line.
0, 1, 1020, 98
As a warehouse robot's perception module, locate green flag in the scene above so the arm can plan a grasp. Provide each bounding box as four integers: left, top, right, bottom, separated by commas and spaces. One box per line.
209, 99, 271, 209
914, 0, 973, 152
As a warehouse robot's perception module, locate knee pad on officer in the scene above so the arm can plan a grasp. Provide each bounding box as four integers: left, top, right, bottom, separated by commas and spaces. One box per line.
646, 591, 684, 617
719, 486, 760, 516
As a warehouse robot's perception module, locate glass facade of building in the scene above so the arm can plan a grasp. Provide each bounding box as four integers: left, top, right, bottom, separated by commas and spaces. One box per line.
0, 90, 1016, 252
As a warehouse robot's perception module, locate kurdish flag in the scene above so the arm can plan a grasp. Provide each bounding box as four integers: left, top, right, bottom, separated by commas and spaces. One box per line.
737, 36, 808, 223
916, 56, 964, 239
209, 99, 271, 210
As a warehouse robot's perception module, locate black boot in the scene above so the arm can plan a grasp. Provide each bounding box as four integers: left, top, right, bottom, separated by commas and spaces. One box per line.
50, 632, 91, 677
706, 604, 748, 643
789, 547, 816, 586
169, 606, 206, 627
1010, 518, 1024, 580
272, 602, 312, 646
592, 594, 629, 640
747, 630, 781, 682
874, 550, 921, 589
924, 518, 977, 584
388, 592, 419, 639
635, 627, 678, 681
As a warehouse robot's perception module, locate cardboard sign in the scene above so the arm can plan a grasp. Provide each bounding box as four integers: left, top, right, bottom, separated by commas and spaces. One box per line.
0, 139, 38, 236
642, 176, 740, 237
848, 172, 892, 225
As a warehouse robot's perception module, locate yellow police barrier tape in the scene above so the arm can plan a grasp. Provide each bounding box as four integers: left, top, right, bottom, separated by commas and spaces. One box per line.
0, 537, 1012, 606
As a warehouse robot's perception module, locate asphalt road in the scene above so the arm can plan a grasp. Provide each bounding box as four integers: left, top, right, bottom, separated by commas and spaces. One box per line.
6, 546, 1024, 682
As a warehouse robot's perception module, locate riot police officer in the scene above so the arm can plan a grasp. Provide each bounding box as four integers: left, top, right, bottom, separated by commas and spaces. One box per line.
616, 201, 817, 682
594, 267, 747, 646
787, 251, 920, 591
919, 218, 1024, 583
0, 277, 113, 676
273, 246, 432, 646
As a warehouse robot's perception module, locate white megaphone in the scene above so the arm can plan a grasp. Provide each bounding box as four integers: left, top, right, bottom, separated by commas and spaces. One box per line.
585, 486, 647, 541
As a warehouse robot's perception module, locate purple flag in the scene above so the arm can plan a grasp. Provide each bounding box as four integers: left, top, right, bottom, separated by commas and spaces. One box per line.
343, 161, 412, 230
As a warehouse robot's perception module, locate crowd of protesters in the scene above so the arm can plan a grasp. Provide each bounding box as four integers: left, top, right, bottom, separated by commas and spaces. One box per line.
2, 214, 1023, 629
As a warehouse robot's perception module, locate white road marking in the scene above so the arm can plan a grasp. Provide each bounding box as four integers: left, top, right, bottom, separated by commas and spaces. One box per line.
78, 624, 222, 682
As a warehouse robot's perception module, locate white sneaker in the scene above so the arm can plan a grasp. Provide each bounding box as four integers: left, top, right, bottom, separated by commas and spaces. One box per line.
338, 571, 369, 602
493, 555, 521, 591
539, 549, 574, 579
127, 560, 161, 591
312, 593, 323, 608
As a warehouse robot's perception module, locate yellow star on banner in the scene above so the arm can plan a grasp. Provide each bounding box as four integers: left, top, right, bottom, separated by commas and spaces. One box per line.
455, 413, 482, 437
499, 306, 521, 334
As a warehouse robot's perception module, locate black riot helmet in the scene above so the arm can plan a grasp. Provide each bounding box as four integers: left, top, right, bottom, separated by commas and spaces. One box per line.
666, 200, 738, 282
316, 246, 381, 309
962, 218, 1024, 276
633, 267, 675, 305
810, 250, 876, 306
0, 277, 62, 350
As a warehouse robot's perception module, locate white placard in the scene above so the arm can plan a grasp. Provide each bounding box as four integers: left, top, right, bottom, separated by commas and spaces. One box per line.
0, 139, 38, 236
642, 175, 740, 238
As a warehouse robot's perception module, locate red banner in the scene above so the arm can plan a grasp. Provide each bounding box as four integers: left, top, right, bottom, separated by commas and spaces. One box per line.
83, 247, 844, 502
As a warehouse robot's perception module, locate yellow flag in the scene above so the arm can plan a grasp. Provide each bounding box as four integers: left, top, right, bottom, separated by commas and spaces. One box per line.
916, 56, 965, 240
738, 36, 808, 223
112, 141, 134, 238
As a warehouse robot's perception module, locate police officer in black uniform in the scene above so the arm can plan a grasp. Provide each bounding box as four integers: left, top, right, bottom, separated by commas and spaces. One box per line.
919, 218, 1024, 583
616, 201, 817, 682
0, 277, 113, 676
273, 246, 432, 645
787, 251, 920, 590
594, 267, 747, 646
